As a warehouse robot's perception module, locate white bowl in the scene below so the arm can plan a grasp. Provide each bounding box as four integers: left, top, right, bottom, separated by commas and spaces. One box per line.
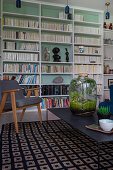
99, 119, 113, 131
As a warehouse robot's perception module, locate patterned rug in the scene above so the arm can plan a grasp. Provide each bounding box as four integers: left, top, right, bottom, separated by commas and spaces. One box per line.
0, 120, 113, 170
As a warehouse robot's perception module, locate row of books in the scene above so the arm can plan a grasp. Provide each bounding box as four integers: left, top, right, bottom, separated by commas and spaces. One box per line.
3, 52, 39, 62
41, 85, 69, 95
3, 63, 40, 73
41, 22, 72, 31
3, 75, 40, 84
74, 46, 101, 54
59, 12, 70, 20
74, 36, 101, 45
41, 97, 69, 109
22, 85, 40, 96
74, 26, 101, 35
3, 31, 39, 40
74, 65, 102, 74
74, 56, 101, 64
74, 14, 83, 21
3, 17, 39, 28
41, 34, 72, 43
3, 42, 39, 51
41, 65, 72, 73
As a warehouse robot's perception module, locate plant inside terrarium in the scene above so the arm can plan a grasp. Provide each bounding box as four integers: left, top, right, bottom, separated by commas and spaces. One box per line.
69, 75, 97, 115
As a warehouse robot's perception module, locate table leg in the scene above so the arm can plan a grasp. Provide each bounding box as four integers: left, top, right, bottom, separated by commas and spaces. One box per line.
97, 142, 100, 170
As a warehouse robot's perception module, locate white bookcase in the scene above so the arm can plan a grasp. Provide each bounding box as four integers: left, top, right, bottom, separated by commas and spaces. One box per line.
103, 29, 113, 100
0, 0, 104, 108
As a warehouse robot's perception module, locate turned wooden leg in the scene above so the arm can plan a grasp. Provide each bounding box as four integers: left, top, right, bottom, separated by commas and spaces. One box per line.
37, 103, 42, 123
0, 92, 8, 115
20, 108, 26, 121
10, 92, 18, 133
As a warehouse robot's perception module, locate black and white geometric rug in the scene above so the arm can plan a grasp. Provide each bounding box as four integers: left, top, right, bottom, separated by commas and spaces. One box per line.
0, 120, 113, 170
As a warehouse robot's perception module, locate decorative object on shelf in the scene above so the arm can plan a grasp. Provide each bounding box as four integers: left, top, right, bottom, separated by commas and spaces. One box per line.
16, 0, 21, 8
52, 47, 61, 62
104, 22, 107, 29
53, 76, 63, 84
65, 48, 69, 62
104, 65, 110, 74
108, 79, 113, 87
97, 106, 111, 120
68, 13, 72, 20
109, 23, 112, 30
79, 46, 84, 53
105, 2, 110, 19
65, 0, 69, 14
43, 47, 50, 61
69, 73, 97, 115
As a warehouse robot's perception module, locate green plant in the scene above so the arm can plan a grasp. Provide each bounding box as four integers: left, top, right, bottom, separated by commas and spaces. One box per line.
97, 106, 110, 115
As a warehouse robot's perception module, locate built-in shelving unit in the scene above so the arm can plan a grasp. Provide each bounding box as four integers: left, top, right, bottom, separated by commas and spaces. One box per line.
0, 0, 104, 108
103, 28, 113, 100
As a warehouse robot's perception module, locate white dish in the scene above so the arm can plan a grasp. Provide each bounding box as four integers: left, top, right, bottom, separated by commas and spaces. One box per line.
99, 119, 113, 131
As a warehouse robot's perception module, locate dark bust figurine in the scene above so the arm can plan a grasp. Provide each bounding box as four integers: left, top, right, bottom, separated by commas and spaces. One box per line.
52, 47, 61, 62
65, 48, 69, 62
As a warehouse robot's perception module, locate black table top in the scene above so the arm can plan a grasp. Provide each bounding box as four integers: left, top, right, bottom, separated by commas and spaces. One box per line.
48, 108, 113, 143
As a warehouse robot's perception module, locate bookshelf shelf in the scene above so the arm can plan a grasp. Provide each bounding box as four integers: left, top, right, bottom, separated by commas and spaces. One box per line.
3, 12, 40, 19
41, 28, 72, 34
41, 16, 72, 23
3, 60, 40, 63
74, 62, 102, 65
74, 53, 101, 56
104, 29, 113, 33
74, 20, 101, 26
3, 72, 40, 75
104, 44, 113, 47
104, 58, 112, 61
41, 95, 69, 97
3, 25, 39, 31
41, 61, 72, 64
104, 74, 113, 76
41, 83, 70, 85
3, 38, 40, 43
41, 41, 72, 45
74, 43, 101, 47
3, 49, 40, 53
74, 32, 101, 36
41, 73, 72, 75
104, 89, 109, 91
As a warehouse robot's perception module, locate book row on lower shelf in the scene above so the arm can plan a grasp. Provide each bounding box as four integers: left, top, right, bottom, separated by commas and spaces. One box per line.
74, 26, 101, 35
41, 22, 72, 32
3, 31, 39, 40
4, 42, 39, 51
74, 36, 101, 45
74, 46, 101, 54
3, 63, 40, 73
74, 65, 102, 74
41, 65, 72, 73
3, 17, 39, 28
3, 52, 39, 62
42, 85, 69, 95
74, 56, 101, 64
41, 97, 69, 109
3, 75, 40, 84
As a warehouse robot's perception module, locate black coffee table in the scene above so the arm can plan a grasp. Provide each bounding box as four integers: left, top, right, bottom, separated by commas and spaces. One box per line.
47, 108, 113, 169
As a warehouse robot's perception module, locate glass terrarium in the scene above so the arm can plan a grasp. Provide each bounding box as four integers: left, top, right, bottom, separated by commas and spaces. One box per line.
69, 73, 97, 115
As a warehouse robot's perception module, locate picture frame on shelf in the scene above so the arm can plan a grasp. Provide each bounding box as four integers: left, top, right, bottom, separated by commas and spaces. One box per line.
108, 79, 113, 87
